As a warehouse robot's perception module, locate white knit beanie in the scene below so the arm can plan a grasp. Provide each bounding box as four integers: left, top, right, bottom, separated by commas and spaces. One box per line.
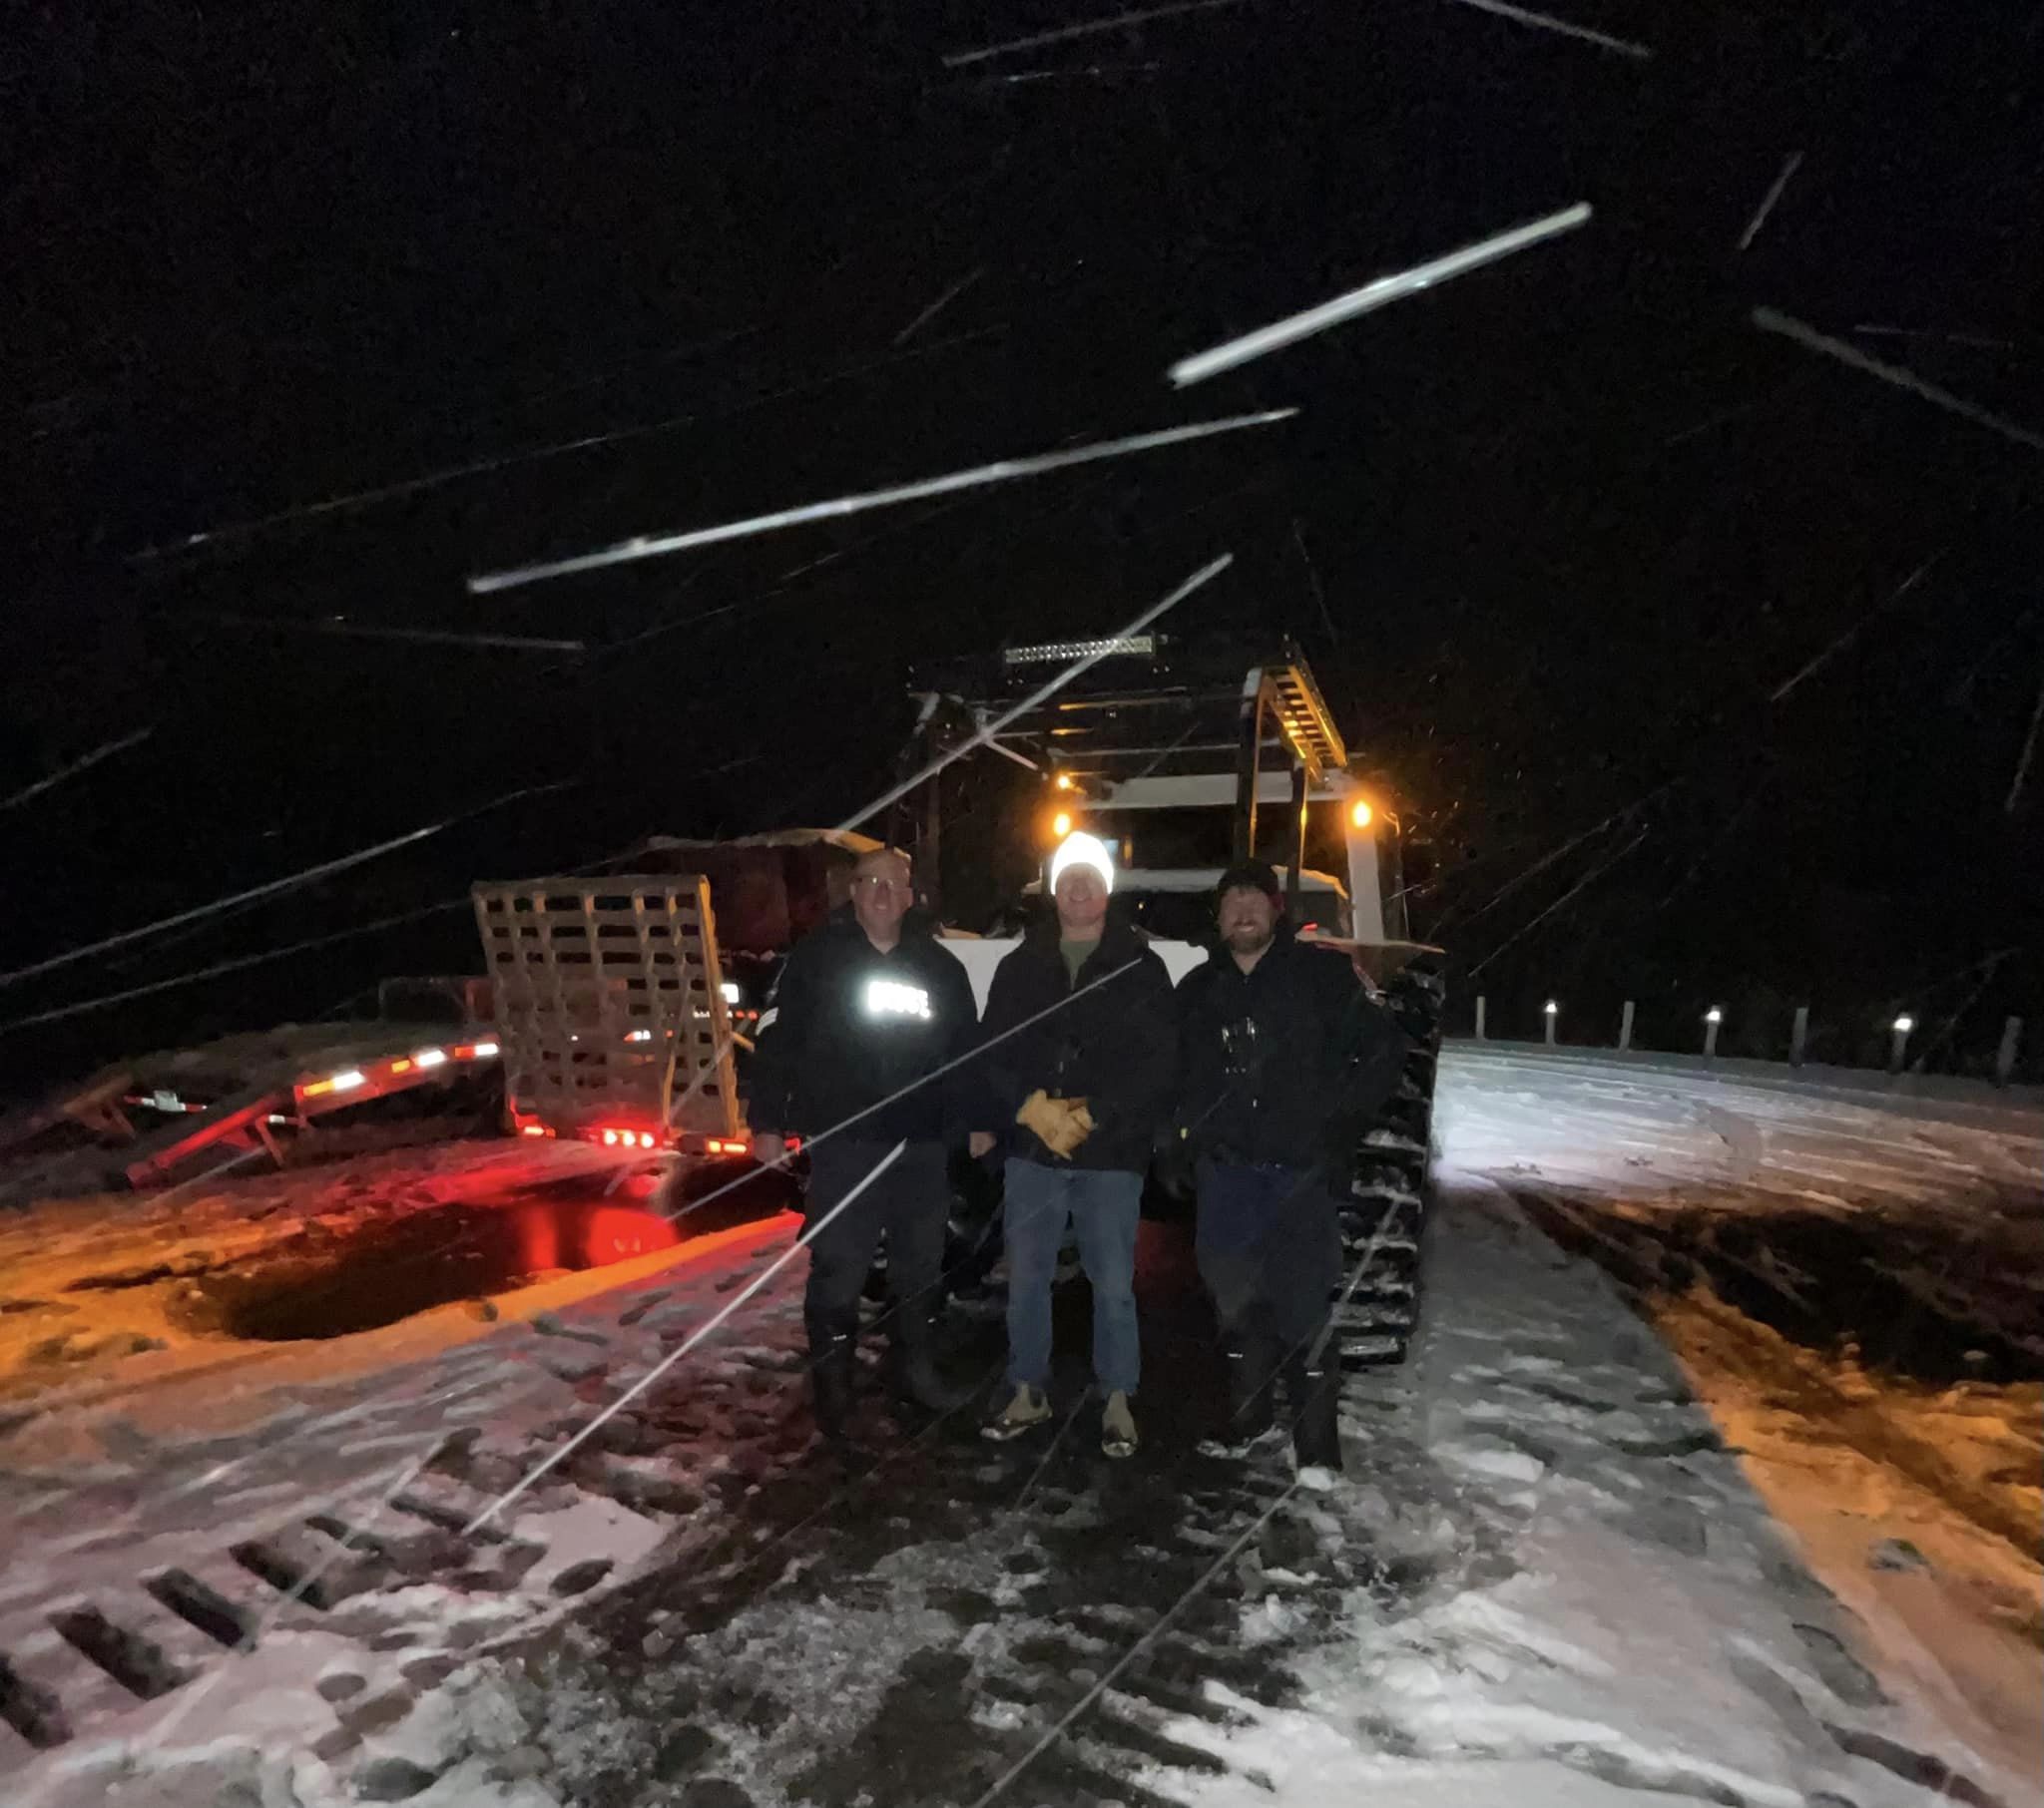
1049, 830, 1116, 895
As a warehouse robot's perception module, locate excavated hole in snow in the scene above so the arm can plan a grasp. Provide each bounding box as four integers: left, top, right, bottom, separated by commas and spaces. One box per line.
161, 1168, 797, 1342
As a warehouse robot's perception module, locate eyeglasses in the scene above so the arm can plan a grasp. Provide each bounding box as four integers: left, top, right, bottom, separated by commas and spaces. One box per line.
853, 875, 911, 893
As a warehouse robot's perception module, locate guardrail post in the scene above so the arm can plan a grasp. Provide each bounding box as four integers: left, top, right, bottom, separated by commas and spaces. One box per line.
1888, 1013, 1914, 1075
1995, 1016, 2021, 1087
1789, 1005, 1809, 1067
1703, 1007, 1722, 1058
1619, 1000, 1635, 1052
1474, 995, 1486, 1042
1543, 999, 1558, 1046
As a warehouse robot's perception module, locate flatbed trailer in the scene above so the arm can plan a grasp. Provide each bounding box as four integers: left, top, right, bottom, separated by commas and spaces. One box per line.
0, 1022, 503, 1206
0, 850, 848, 1212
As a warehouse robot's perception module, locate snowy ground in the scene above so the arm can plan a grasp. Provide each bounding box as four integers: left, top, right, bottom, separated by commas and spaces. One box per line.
0, 1052, 2037, 1807
1428, 1046, 2042, 1804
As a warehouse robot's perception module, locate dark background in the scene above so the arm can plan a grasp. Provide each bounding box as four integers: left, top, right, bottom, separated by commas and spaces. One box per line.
6, 0, 2041, 1089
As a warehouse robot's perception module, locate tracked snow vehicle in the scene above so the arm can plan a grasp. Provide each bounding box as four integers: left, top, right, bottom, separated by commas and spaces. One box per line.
903, 635, 1445, 1364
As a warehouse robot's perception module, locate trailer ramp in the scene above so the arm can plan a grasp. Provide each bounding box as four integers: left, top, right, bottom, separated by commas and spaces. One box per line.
471, 875, 741, 1148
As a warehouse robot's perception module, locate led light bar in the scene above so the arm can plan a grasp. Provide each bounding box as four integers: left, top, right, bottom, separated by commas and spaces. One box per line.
301, 1069, 367, 1099
1002, 634, 1156, 668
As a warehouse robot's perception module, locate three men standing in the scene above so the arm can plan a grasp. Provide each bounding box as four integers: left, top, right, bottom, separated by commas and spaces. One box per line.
749, 847, 979, 1451
1175, 861, 1409, 1472
754, 838, 1407, 1474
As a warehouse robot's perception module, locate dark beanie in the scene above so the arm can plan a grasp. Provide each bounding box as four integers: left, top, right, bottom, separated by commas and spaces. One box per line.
1216, 860, 1283, 904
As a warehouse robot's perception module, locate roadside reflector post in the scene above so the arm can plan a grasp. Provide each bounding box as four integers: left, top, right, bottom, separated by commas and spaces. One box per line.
1703, 1007, 1723, 1058
1543, 999, 1558, 1047
1474, 995, 1487, 1042
1995, 1016, 2022, 1088
1888, 1013, 1914, 1075
1789, 1005, 1809, 1067
1619, 1000, 1635, 1052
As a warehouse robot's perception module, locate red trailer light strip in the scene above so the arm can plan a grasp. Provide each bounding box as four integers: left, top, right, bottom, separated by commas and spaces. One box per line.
598, 1129, 661, 1149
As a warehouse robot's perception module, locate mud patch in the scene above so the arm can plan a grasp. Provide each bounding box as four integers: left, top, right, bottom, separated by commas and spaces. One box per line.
1518, 1187, 2044, 1386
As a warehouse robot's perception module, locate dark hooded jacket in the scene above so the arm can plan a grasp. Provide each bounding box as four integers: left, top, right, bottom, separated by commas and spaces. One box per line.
748, 917, 979, 1144
1175, 925, 1408, 1170
975, 914, 1178, 1171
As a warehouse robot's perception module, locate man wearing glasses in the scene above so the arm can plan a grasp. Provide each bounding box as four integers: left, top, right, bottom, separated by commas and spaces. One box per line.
751, 846, 979, 1455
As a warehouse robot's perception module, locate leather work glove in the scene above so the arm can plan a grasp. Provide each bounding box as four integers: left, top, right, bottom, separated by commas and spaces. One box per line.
1016, 1090, 1093, 1159
1015, 1088, 1064, 1148
1042, 1103, 1093, 1158
1061, 1100, 1096, 1154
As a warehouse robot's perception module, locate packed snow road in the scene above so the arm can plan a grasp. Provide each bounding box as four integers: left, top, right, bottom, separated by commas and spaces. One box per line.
1434, 1045, 2042, 1804
0, 1051, 2037, 1807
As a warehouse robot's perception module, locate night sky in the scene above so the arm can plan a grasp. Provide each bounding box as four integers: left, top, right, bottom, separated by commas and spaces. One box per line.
7, 0, 2041, 1088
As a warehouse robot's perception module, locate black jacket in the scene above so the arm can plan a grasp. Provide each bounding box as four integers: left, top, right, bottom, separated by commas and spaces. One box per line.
748, 919, 979, 1144
976, 915, 1178, 1172
1175, 928, 1409, 1170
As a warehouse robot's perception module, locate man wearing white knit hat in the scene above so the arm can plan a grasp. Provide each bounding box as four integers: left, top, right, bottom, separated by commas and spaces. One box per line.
973, 831, 1178, 1458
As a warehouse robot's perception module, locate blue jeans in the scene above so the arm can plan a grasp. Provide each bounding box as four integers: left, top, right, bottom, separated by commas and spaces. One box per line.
1002, 1158, 1143, 1396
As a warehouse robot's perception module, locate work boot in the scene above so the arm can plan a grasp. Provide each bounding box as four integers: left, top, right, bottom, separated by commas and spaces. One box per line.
1201, 1330, 1283, 1459
809, 1330, 859, 1448
884, 1343, 967, 1415
1284, 1349, 1343, 1475
882, 1290, 967, 1414
981, 1383, 1052, 1441
1101, 1390, 1140, 1460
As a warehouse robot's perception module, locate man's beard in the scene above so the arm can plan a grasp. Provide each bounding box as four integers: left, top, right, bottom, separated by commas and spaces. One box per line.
1224, 924, 1274, 955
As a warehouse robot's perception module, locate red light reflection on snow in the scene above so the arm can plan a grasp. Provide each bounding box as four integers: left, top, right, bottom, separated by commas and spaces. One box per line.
582, 1206, 680, 1265
504, 1202, 680, 1272
514, 1206, 563, 1273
